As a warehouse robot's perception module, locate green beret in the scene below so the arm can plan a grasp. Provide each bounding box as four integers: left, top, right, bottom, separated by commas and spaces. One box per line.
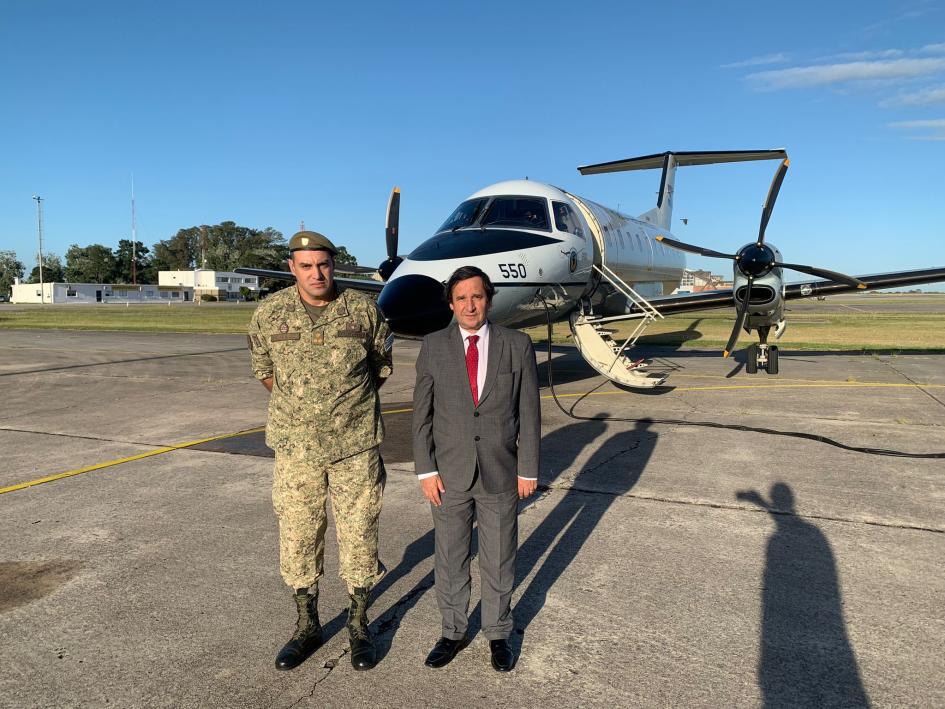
288, 230, 338, 254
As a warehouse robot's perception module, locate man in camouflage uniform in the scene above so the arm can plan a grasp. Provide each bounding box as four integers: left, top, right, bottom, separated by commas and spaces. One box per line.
248, 230, 393, 671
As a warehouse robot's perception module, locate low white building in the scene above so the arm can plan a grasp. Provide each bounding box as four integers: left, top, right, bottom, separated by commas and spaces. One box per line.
158, 269, 259, 301
11, 281, 193, 304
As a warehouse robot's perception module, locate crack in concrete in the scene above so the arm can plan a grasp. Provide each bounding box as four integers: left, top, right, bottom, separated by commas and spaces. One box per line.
533, 481, 945, 535
277, 647, 351, 709
283, 578, 436, 706
878, 357, 945, 410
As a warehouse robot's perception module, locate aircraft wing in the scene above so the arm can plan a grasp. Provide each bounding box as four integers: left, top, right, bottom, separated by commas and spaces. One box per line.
630, 266, 945, 317
233, 267, 385, 295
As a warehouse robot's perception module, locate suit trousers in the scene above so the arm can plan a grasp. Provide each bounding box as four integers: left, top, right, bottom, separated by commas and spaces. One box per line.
431, 470, 518, 641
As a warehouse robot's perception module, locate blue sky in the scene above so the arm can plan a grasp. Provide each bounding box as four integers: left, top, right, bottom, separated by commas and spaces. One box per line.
2, 0, 943, 283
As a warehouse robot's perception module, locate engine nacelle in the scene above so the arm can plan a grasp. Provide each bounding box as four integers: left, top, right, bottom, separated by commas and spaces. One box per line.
732, 241, 784, 332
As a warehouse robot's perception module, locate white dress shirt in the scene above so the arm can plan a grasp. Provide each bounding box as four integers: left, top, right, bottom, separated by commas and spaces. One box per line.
417, 321, 536, 481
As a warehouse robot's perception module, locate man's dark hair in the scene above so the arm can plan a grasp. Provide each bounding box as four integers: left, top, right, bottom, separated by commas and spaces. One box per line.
444, 265, 496, 303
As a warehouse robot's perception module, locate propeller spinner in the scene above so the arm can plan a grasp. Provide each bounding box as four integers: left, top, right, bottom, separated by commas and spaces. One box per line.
656, 158, 866, 357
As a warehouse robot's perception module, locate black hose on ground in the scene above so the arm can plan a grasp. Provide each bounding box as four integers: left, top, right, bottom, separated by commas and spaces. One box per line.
538, 296, 945, 460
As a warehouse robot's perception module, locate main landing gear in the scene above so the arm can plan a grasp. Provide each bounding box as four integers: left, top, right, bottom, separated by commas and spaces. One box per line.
745, 325, 779, 375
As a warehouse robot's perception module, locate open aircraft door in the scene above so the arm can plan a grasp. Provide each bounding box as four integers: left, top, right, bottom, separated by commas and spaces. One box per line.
563, 194, 666, 388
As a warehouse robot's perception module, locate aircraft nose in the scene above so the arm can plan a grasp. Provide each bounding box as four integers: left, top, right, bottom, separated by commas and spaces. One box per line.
378, 274, 452, 338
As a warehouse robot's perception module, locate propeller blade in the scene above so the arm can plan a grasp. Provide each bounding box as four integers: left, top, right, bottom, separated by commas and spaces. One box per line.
656, 235, 735, 260
775, 262, 866, 289
385, 187, 400, 259
758, 159, 789, 245
723, 276, 753, 357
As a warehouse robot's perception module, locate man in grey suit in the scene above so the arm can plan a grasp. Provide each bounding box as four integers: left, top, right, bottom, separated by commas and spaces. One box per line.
413, 265, 541, 672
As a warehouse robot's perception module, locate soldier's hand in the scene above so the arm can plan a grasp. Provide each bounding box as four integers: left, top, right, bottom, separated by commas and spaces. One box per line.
517, 477, 538, 499
420, 475, 445, 507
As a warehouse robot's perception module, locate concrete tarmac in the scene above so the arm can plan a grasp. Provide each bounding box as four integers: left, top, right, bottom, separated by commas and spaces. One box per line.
1, 329, 943, 708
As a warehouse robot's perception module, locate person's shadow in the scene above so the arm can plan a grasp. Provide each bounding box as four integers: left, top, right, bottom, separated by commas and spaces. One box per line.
498, 418, 658, 653
319, 414, 616, 663
737, 484, 870, 708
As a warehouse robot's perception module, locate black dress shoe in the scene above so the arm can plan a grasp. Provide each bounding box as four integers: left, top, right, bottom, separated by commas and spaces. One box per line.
489, 639, 515, 672
424, 637, 466, 668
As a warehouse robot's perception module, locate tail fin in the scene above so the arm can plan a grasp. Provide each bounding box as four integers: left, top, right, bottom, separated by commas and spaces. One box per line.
578, 149, 788, 231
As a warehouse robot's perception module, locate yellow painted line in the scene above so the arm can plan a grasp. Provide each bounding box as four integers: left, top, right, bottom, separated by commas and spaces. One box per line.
0, 427, 266, 495
545, 382, 944, 398
4, 382, 940, 496
2, 407, 415, 496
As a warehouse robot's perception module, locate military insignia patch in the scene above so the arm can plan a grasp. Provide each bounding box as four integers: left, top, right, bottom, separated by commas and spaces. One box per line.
385, 333, 394, 352
280, 322, 289, 333
301, 236, 310, 246
313, 331, 324, 345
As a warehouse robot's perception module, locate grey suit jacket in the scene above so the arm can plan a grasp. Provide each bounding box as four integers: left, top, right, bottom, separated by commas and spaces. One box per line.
413, 322, 541, 494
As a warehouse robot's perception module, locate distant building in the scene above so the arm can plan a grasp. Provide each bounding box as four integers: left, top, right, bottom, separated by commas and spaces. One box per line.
673, 269, 732, 294
158, 269, 259, 301
11, 280, 192, 304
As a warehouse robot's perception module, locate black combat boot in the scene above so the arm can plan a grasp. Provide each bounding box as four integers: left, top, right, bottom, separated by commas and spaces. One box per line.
347, 587, 377, 670
275, 588, 323, 670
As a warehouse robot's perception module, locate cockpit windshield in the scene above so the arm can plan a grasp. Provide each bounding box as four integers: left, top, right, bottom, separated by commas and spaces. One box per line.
437, 198, 488, 233
480, 197, 550, 231
436, 195, 552, 234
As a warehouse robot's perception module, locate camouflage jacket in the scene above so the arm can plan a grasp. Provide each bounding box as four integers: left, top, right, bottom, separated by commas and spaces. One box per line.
248, 285, 393, 464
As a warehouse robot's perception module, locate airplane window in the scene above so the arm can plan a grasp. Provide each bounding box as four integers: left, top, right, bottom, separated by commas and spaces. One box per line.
552, 201, 582, 235
437, 198, 489, 233
480, 197, 550, 231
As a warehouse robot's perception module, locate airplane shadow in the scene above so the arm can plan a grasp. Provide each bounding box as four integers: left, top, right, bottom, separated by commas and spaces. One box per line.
535, 345, 599, 387
0, 347, 248, 377
737, 484, 870, 708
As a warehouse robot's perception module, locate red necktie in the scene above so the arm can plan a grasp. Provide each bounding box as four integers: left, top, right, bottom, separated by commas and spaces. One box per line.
466, 334, 480, 406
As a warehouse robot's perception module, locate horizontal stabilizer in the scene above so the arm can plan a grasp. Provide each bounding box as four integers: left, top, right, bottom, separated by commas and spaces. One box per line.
578, 150, 788, 175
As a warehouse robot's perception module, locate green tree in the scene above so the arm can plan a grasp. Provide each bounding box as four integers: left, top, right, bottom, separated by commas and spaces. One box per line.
334, 245, 357, 265
152, 222, 287, 273
202, 222, 287, 271
115, 240, 154, 284
0, 250, 25, 296
65, 244, 118, 283
27, 253, 65, 283
152, 229, 199, 271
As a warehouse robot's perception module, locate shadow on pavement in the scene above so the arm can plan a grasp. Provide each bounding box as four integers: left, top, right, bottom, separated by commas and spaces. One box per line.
737, 484, 870, 708
505, 419, 657, 654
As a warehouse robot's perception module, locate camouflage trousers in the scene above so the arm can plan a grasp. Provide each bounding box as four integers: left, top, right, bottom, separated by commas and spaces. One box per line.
272, 447, 386, 594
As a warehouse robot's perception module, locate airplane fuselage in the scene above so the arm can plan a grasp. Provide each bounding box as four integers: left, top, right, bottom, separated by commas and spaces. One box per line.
378, 179, 685, 337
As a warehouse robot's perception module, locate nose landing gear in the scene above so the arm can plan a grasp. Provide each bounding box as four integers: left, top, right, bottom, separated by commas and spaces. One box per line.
745, 325, 779, 375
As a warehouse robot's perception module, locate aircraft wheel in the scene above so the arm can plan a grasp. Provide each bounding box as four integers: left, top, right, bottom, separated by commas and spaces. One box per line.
767, 346, 779, 375
746, 344, 758, 374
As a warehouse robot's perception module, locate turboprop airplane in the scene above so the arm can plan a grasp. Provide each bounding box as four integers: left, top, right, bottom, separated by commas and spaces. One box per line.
237, 150, 945, 388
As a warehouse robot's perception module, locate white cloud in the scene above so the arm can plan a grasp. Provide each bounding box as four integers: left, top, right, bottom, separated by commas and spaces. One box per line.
888, 118, 945, 129
822, 49, 905, 61
888, 118, 945, 140
748, 58, 945, 90
721, 53, 789, 69
879, 84, 945, 107
920, 42, 945, 54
